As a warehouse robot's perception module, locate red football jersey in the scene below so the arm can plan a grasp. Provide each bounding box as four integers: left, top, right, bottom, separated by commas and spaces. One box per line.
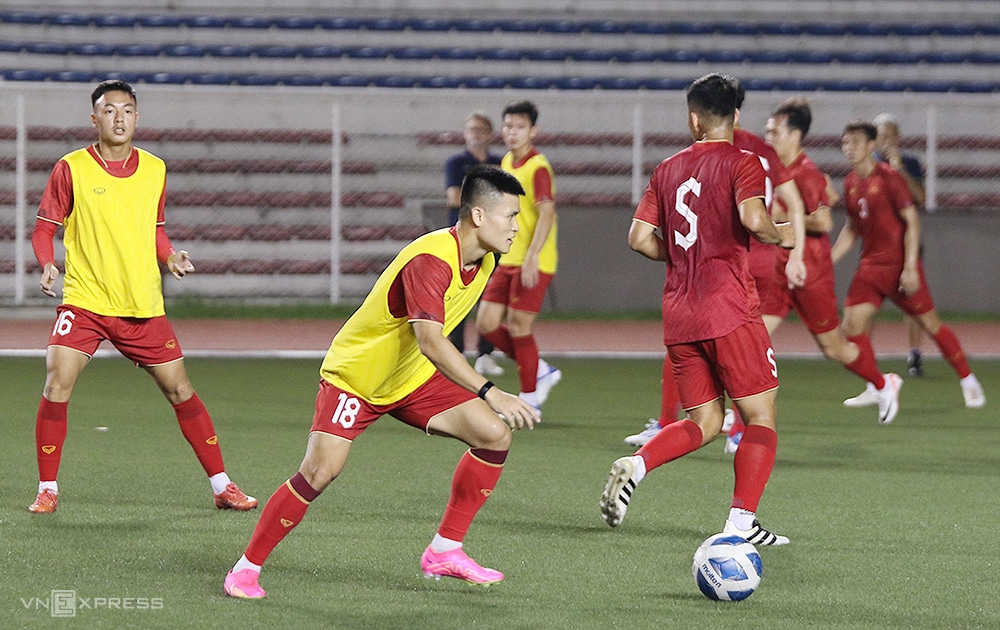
634, 140, 766, 344
733, 129, 793, 280
776, 151, 832, 277
842, 161, 914, 267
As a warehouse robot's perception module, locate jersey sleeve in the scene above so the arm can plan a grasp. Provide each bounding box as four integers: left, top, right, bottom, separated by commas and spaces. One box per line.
734, 153, 767, 206
31, 219, 59, 269
633, 176, 661, 227
400, 253, 453, 325
798, 168, 830, 214
37, 159, 73, 224
532, 165, 555, 203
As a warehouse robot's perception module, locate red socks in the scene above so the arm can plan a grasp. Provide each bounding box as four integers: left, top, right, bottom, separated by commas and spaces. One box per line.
244, 473, 321, 566
637, 419, 703, 472
845, 334, 886, 388
437, 448, 507, 542
481, 326, 515, 358
657, 355, 682, 429
932, 324, 971, 378
731, 425, 777, 512
173, 394, 225, 477
35, 398, 68, 482
511, 335, 540, 393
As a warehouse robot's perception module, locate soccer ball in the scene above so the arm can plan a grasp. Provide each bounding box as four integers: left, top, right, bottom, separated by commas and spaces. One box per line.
692, 533, 763, 601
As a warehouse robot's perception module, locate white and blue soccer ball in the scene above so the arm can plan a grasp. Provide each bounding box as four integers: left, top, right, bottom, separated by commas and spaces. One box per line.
692, 533, 763, 601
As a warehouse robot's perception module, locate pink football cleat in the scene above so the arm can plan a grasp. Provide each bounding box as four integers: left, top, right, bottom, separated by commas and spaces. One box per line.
214, 483, 258, 511
224, 569, 266, 599
28, 489, 59, 514
420, 546, 504, 585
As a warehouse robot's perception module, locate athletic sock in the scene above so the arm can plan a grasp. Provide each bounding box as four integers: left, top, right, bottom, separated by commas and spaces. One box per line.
430, 534, 463, 554
437, 448, 506, 542
845, 334, 886, 388
244, 472, 322, 566
481, 325, 516, 359
231, 555, 262, 574
35, 398, 68, 485
173, 393, 226, 477
511, 335, 540, 393
209, 472, 233, 495
658, 355, 682, 429
932, 324, 971, 378
636, 418, 703, 472
731, 424, 777, 513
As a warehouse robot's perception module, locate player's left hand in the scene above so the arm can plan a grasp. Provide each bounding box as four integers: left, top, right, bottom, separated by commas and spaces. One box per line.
520, 257, 540, 288
774, 222, 796, 250
167, 250, 196, 279
899, 267, 920, 296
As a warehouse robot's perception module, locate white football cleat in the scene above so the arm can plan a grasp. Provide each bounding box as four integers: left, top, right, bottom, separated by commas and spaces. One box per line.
624, 418, 661, 447
844, 382, 879, 407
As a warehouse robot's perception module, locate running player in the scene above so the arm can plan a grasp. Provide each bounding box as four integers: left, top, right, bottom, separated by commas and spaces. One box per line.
27, 80, 256, 514
476, 100, 562, 414
763, 98, 901, 424
600, 73, 795, 546
833, 120, 985, 409
224, 165, 539, 599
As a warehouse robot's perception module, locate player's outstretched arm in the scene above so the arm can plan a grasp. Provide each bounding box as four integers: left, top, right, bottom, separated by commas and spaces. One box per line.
829, 221, 857, 265
167, 250, 196, 279
775, 180, 807, 287
412, 320, 539, 430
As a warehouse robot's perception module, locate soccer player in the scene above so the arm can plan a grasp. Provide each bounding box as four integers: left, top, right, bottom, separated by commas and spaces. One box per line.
27, 80, 256, 514
763, 98, 901, 424
600, 73, 795, 546
623, 87, 808, 451
224, 165, 539, 599
476, 100, 561, 413
832, 121, 985, 409
874, 112, 929, 377
444, 112, 504, 377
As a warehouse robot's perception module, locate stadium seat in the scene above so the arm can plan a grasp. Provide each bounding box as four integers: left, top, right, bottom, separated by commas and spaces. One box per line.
255, 45, 299, 58
438, 47, 478, 60
392, 47, 435, 60
49, 13, 91, 27
301, 45, 346, 59
213, 45, 254, 58
93, 14, 139, 28
163, 44, 206, 57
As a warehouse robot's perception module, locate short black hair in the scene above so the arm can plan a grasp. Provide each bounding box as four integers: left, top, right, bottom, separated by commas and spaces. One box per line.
843, 119, 877, 141
771, 97, 813, 138
501, 100, 538, 125
459, 165, 525, 218
91, 79, 137, 107
686, 73, 741, 122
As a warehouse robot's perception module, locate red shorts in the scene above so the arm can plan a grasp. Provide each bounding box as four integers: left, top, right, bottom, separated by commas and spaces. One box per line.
762, 269, 841, 335
667, 320, 779, 410
753, 270, 786, 320
845, 261, 935, 316
47, 304, 183, 366
309, 371, 477, 440
481, 265, 554, 314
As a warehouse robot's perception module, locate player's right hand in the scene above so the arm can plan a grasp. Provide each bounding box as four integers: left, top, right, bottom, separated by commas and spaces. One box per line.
40, 262, 59, 297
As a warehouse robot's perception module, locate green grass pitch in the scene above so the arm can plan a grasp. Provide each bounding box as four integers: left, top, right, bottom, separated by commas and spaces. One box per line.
2, 355, 998, 629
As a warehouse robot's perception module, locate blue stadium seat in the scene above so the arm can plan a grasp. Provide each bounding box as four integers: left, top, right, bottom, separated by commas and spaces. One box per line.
301, 45, 345, 59
52, 70, 96, 82
147, 72, 187, 84
891, 24, 934, 36
72, 43, 116, 56
0, 42, 20, 53
234, 74, 283, 86
438, 48, 478, 60
49, 13, 91, 27
452, 19, 502, 32
554, 77, 598, 90
316, 17, 362, 30
363, 18, 407, 31
118, 44, 160, 57
93, 14, 138, 28
525, 48, 572, 62
182, 15, 228, 29
392, 47, 435, 60
273, 16, 323, 30
163, 44, 206, 57
283, 75, 325, 87
255, 45, 299, 58
504, 20, 543, 33
508, 76, 555, 89
346, 46, 389, 59
570, 49, 615, 62
417, 76, 461, 88
228, 16, 271, 29
584, 21, 629, 34
597, 77, 643, 90
0, 11, 49, 25
481, 48, 521, 61
409, 18, 452, 32
327, 75, 373, 87
26, 42, 71, 55
543, 20, 585, 34
213, 45, 254, 58
373, 75, 420, 88
188, 73, 234, 85
2, 69, 50, 81
137, 15, 182, 28
462, 76, 506, 89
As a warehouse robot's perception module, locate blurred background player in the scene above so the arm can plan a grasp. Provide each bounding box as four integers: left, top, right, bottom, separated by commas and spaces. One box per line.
764, 98, 901, 424
224, 166, 539, 599
477, 100, 561, 414
27, 80, 256, 514
874, 112, 929, 377
623, 85, 808, 452
444, 112, 504, 377
832, 121, 985, 410
601, 73, 795, 546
